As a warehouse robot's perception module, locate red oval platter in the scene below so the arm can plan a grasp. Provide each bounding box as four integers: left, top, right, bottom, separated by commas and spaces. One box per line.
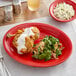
3, 23, 72, 67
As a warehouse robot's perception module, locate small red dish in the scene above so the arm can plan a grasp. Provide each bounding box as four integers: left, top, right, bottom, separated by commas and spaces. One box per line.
49, 0, 76, 22
3, 23, 72, 67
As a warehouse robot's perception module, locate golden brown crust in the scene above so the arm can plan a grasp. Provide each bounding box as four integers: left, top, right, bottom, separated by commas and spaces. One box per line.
12, 27, 40, 54
12, 34, 21, 48
25, 37, 34, 53
12, 29, 23, 48
32, 27, 40, 40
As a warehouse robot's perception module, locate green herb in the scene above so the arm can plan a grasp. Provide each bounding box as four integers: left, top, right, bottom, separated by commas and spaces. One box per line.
38, 46, 41, 54
38, 53, 46, 60
32, 35, 64, 61
56, 49, 62, 57
32, 54, 39, 59
33, 44, 36, 47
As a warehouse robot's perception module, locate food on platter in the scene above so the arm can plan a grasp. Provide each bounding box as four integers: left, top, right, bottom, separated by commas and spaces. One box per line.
7, 27, 64, 61
32, 36, 64, 61
7, 27, 40, 54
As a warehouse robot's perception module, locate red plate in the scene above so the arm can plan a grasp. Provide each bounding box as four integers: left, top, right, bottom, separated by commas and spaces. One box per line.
3, 23, 72, 67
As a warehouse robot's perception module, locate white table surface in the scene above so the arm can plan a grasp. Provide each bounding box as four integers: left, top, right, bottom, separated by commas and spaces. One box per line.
0, 16, 76, 76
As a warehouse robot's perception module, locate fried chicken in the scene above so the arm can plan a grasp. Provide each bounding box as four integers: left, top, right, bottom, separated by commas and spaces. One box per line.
12, 27, 40, 54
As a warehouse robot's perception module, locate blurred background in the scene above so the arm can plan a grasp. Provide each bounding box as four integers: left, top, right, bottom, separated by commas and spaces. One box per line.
0, 0, 27, 6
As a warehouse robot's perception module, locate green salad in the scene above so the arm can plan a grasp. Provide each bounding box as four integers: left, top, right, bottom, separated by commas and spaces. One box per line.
32, 35, 64, 61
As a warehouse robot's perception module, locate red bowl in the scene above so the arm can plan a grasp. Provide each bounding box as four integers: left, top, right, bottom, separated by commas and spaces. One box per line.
3, 23, 72, 67
49, 0, 76, 22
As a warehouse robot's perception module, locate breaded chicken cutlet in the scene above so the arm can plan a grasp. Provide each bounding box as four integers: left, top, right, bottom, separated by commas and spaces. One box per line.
12, 27, 40, 54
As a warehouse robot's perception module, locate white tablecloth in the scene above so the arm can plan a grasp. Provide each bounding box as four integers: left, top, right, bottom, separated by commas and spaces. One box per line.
0, 16, 76, 76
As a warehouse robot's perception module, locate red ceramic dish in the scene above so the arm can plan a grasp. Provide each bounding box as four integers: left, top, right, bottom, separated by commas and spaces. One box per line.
49, 0, 76, 22
3, 23, 72, 67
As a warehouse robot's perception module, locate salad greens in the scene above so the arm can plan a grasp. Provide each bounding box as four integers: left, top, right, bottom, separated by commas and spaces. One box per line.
32, 35, 64, 61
